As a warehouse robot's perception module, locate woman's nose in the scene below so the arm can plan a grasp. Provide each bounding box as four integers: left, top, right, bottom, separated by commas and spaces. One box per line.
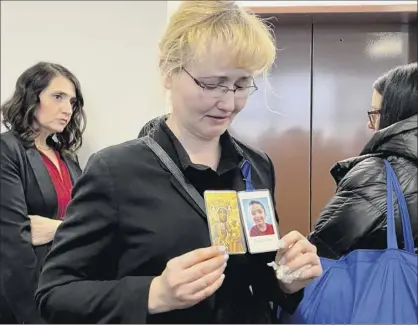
62, 102, 73, 114
217, 92, 236, 112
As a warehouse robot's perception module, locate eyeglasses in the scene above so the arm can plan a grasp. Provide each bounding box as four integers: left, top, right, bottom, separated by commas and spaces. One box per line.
183, 68, 258, 99
367, 109, 381, 128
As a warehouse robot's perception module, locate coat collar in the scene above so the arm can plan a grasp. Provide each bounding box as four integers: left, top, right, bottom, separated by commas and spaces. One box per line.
331, 115, 417, 184
142, 115, 246, 221
26, 147, 81, 218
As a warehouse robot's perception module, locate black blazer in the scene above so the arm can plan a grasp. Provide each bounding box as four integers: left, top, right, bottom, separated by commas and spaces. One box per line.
36, 123, 303, 324
0, 131, 81, 324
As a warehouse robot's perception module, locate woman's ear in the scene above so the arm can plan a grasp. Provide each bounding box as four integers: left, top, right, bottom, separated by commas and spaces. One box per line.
162, 72, 173, 90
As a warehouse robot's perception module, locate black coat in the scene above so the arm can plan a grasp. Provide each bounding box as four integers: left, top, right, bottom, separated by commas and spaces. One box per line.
310, 115, 418, 258
0, 131, 82, 324
35, 121, 303, 324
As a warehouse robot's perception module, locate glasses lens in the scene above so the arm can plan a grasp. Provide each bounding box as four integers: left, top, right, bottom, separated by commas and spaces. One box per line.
368, 115, 373, 126
368, 110, 381, 126
202, 87, 225, 98
235, 87, 257, 99
203, 86, 257, 98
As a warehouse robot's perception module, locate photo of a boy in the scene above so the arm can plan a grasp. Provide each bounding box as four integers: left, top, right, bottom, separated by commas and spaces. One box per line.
248, 200, 275, 237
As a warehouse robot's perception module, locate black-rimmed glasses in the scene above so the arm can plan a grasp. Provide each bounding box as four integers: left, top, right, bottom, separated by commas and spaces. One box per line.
367, 109, 381, 128
182, 68, 258, 99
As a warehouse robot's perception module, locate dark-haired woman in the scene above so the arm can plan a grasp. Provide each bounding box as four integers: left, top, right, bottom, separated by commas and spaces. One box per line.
0, 62, 86, 323
310, 62, 418, 258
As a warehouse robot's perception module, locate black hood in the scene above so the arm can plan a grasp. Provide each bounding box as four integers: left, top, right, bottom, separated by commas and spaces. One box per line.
331, 114, 418, 183
360, 114, 417, 161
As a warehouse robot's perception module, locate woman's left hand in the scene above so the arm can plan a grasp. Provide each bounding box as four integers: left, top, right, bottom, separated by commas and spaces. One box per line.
274, 231, 322, 294
29, 215, 62, 246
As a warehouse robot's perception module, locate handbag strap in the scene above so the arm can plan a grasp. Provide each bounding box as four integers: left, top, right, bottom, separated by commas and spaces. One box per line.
384, 160, 414, 253
389, 162, 415, 253
140, 136, 206, 215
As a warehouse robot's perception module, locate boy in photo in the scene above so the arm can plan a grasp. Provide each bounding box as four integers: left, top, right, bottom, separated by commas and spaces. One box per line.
248, 200, 275, 237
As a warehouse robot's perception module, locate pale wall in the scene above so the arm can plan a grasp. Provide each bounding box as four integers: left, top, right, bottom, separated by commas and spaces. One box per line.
3, 0, 412, 166
235, 1, 415, 6
1, 1, 168, 167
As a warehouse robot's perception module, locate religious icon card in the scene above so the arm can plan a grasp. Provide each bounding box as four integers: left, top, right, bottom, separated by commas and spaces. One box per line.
204, 190, 247, 254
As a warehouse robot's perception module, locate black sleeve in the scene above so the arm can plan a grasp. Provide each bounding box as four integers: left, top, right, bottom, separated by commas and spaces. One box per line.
35, 153, 155, 323
249, 154, 304, 315
309, 183, 383, 259
0, 139, 44, 323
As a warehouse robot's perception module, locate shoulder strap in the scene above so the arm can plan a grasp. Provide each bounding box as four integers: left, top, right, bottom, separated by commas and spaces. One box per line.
140, 136, 206, 214
384, 160, 414, 253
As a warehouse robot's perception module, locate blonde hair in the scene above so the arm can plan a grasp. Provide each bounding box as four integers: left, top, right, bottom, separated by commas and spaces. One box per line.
159, 1, 276, 77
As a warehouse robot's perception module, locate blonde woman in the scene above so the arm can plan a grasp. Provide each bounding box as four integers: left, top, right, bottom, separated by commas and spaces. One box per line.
36, 2, 322, 323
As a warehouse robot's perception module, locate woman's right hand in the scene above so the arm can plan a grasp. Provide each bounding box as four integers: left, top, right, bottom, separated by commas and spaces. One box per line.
148, 246, 228, 314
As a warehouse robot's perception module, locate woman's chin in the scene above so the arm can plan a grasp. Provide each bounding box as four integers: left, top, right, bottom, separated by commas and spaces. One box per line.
202, 125, 230, 139
50, 124, 67, 134
200, 118, 232, 138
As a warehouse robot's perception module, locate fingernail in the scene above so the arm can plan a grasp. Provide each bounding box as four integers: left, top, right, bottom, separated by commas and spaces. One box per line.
217, 246, 226, 253
279, 257, 286, 265
223, 262, 227, 268
224, 254, 229, 261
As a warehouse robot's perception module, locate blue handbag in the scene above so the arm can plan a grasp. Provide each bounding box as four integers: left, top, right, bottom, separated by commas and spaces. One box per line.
279, 160, 418, 324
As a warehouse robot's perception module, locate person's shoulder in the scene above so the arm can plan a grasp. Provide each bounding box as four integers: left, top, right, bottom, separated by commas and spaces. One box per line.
94, 138, 151, 159
338, 155, 386, 190
1, 130, 21, 147
0, 130, 25, 158
88, 137, 154, 171
342, 154, 416, 191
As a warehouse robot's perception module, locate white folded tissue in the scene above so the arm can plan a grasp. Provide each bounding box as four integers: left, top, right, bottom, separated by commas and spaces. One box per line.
267, 239, 311, 284
267, 261, 311, 284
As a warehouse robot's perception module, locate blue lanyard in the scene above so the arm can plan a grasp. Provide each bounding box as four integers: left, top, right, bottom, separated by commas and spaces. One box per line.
241, 160, 254, 191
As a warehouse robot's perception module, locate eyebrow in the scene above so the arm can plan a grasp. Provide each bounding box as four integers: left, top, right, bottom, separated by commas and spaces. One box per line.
199, 76, 228, 81
53, 91, 76, 100
199, 75, 252, 82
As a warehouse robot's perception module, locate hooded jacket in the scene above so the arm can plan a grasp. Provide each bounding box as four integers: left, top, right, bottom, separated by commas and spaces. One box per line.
310, 115, 418, 258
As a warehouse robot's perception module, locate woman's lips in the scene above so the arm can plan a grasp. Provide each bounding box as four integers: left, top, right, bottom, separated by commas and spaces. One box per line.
207, 115, 228, 119
206, 115, 230, 125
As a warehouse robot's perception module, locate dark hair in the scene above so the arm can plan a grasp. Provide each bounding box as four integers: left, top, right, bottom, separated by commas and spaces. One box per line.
373, 62, 418, 130
249, 200, 265, 211
1, 62, 86, 153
